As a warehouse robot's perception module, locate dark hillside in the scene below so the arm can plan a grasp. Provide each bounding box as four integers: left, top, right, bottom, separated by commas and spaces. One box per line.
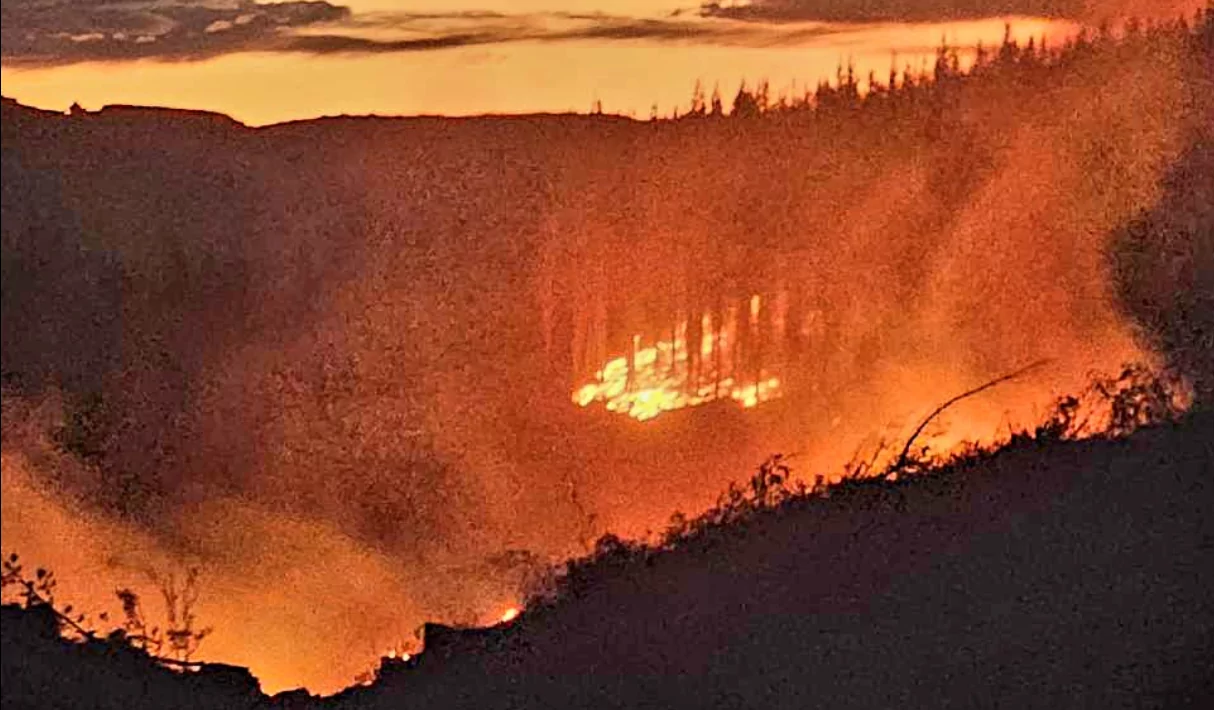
327, 408, 1214, 709
1, 603, 263, 710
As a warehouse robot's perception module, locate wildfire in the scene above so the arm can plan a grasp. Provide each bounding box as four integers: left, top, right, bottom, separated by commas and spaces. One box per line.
572, 294, 784, 421
499, 607, 520, 624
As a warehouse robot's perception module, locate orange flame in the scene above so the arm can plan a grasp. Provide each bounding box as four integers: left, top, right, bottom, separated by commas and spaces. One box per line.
572, 294, 783, 421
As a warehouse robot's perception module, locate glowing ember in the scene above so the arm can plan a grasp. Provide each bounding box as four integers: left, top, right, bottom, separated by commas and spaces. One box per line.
499, 607, 520, 624
573, 294, 784, 421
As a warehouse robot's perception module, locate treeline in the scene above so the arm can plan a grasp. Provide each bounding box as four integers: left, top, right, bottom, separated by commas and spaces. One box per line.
550, 8, 1214, 400
658, 10, 1214, 123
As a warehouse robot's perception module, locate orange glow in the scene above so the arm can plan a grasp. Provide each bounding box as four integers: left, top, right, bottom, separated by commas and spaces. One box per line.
573, 294, 783, 421
3, 11, 1200, 695
0, 18, 1076, 125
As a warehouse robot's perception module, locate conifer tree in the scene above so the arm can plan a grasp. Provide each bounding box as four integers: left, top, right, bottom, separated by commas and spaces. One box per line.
710, 84, 724, 117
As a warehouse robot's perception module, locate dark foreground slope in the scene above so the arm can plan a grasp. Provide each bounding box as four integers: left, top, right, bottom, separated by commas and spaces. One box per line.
5, 409, 1210, 709
332, 410, 1214, 710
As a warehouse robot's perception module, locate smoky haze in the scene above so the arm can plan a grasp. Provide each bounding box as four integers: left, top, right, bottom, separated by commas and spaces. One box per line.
2, 19, 1211, 694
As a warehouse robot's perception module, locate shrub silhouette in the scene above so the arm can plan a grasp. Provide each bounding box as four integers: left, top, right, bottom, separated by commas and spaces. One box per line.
531, 362, 1189, 611
2, 553, 212, 665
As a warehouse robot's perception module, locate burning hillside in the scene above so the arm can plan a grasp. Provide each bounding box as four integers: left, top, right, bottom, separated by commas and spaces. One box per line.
1, 11, 1212, 694
572, 294, 785, 421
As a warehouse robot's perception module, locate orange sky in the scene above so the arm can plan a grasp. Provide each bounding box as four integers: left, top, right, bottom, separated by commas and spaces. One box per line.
1, 14, 1076, 125
5, 0, 1201, 125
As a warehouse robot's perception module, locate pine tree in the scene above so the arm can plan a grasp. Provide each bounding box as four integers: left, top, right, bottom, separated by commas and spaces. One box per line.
732, 81, 759, 118
689, 80, 707, 117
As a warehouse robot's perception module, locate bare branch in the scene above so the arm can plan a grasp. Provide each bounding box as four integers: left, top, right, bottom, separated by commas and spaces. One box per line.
893, 359, 1051, 473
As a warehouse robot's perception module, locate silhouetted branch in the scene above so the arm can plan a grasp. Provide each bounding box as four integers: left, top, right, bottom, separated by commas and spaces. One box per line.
893, 359, 1051, 473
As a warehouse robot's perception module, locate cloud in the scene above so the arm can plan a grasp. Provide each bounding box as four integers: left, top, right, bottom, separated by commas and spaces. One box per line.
700, 1, 1068, 23
698, 0, 1201, 23
280, 31, 506, 54
0, 2, 828, 63
272, 15, 841, 56
1, 0, 352, 63
3, 0, 1203, 64
547, 16, 748, 42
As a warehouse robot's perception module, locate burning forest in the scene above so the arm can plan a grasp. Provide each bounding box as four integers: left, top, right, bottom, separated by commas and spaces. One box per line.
2, 4, 1213, 705
571, 293, 787, 420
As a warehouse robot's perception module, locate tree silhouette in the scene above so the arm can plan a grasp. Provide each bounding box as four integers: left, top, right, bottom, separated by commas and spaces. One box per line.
732, 81, 759, 118
709, 83, 724, 117
689, 80, 707, 117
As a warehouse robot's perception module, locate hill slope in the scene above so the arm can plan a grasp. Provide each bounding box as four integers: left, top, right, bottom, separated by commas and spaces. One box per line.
3, 410, 1212, 708
326, 409, 1214, 709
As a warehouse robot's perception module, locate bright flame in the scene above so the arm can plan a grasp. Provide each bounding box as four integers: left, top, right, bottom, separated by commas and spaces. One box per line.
572, 294, 784, 421
499, 607, 520, 623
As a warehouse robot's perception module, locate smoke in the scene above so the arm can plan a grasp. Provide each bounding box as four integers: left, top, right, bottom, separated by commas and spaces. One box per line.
1, 390, 450, 692
1080, 1, 1207, 22
1, 20, 1210, 694
533, 28, 1198, 501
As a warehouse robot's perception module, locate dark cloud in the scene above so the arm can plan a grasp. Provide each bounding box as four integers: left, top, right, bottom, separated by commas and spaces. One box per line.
699, 0, 1088, 23
548, 17, 745, 42
340, 10, 514, 27
281, 31, 507, 55
275, 18, 767, 55
0, 2, 814, 63
1, 0, 351, 63
3, 0, 1201, 63
275, 15, 843, 56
